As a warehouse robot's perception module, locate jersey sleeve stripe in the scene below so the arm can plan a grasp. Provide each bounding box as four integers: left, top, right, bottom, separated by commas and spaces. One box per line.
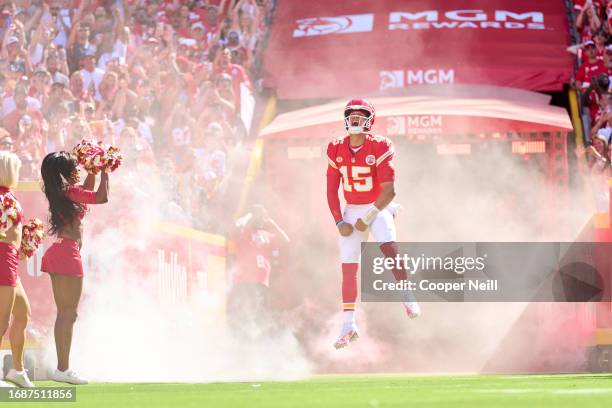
328, 158, 338, 169
376, 150, 394, 166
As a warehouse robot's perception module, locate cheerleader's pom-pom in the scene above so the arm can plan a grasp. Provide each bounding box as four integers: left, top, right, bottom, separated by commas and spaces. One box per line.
19, 218, 45, 260
0, 191, 20, 237
72, 139, 122, 174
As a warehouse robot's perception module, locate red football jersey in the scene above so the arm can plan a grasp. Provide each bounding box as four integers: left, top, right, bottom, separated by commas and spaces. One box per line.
233, 227, 278, 287
326, 134, 395, 220
576, 60, 607, 89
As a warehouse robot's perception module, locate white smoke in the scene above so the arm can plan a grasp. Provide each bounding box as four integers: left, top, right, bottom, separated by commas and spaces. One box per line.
36, 163, 310, 382
257, 125, 595, 374
30, 119, 595, 379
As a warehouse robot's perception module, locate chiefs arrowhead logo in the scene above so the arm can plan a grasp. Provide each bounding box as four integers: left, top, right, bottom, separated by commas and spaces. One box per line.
366, 155, 376, 165
293, 14, 374, 38
336, 156, 343, 163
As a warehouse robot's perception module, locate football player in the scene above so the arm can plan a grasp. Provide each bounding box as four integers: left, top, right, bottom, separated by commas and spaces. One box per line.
326, 99, 420, 349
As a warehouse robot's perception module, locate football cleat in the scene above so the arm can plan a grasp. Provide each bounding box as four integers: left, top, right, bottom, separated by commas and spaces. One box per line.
404, 301, 421, 319
334, 324, 360, 349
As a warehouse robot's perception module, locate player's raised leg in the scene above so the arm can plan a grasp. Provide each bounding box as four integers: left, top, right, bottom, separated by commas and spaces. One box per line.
380, 242, 420, 318
371, 207, 420, 318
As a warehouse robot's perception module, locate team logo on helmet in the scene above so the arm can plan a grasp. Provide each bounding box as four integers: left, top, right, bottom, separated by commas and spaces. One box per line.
365, 155, 376, 165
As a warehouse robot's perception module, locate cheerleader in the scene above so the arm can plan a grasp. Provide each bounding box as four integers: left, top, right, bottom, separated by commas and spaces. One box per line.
40, 152, 109, 385
0, 151, 34, 387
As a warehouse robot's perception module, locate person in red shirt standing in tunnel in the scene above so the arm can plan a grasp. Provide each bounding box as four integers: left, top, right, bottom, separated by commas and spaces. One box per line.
228, 204, 289, 337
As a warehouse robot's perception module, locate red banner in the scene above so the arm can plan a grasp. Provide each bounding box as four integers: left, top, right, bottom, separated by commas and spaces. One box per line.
263, 0, 573, 99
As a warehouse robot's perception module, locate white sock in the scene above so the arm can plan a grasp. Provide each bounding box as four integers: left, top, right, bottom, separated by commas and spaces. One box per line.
403, 289, 417, 304
343, 310, 355, 326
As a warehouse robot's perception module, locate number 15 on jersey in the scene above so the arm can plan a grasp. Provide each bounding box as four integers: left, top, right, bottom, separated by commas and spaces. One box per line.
339, 166, 373, 192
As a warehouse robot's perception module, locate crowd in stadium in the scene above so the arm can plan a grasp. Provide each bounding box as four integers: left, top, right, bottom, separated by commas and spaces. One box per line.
0, 0, 274, 230
570, 0, 612, 173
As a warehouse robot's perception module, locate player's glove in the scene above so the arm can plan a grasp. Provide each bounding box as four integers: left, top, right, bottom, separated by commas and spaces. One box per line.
355, 205, 380, 231
337, 220, 353, 236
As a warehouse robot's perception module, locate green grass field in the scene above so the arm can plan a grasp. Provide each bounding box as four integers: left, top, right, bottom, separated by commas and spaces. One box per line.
18, 374, 612, 408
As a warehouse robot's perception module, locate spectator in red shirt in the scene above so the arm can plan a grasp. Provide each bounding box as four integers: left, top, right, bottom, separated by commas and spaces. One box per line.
593, 29, 608, 60
201, 5, 222, 38
595, 88, 612, 124
604, 46, 612, 78
2, 85, 44, 140
576, 41, 607, 91
214, 47, 252, 107
225, 30, 248, 68
162, 99, 196, 155
570, 29, 612, 62
173, 4, 193, 38
575, 0, 606, 12
576, 0, 603, 43
590, 93, 612, 140
582, 73, 611, 141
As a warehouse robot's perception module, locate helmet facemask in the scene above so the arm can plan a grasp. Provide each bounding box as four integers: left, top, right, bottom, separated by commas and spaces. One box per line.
344, 111, 372, 135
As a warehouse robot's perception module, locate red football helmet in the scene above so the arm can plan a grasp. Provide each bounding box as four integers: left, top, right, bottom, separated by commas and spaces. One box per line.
344, 98, 375, 134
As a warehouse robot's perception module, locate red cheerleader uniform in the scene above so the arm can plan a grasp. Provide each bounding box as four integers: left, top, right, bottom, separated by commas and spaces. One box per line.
41, 186, 97, 278
0, 186, 23, 287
